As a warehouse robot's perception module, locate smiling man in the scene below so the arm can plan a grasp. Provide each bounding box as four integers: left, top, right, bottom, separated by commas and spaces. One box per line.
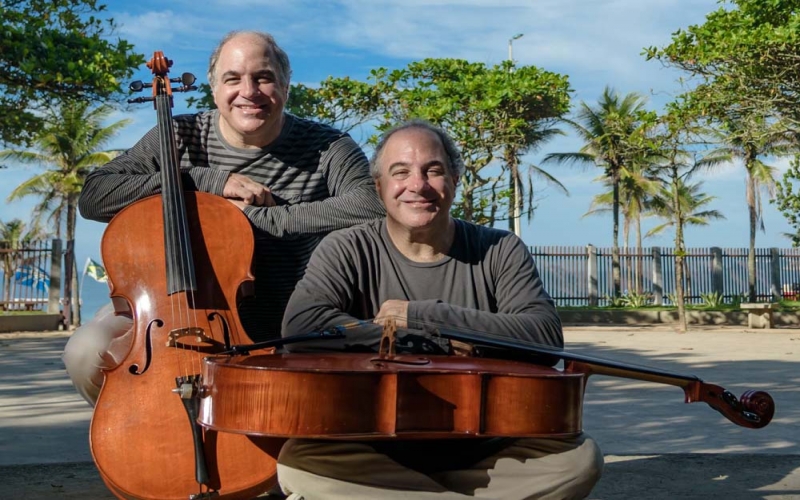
279, 120, 603, 500
64, 30, 385, 406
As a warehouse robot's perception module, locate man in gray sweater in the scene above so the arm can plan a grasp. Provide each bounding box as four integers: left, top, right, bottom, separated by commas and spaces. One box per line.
279, 120, 603, 499
63, 30, 384, 406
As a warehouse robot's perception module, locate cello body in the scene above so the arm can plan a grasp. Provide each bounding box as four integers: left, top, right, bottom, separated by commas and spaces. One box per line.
88, 52, 279, 500
197, 325, 775, 440
91, 193, 279, 499
200, 353, 586, 439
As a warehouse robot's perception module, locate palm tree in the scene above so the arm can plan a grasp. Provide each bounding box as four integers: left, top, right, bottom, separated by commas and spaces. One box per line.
584, 160, 661, 293
647, 179, 726, 307
646, 180, 727, 238
505, 121, 569, 234
707, 118, 793, 302
544, 87, 649, 297
0, 101, 130, 327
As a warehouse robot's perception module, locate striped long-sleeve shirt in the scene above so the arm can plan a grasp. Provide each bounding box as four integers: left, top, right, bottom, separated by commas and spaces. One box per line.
79, 111, 386, 341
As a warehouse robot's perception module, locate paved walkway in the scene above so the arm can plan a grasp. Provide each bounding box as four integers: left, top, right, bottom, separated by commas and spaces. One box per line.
0, 325, 798, 499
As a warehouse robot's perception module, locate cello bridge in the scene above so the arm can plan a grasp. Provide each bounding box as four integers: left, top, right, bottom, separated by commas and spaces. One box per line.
166, 327, 226, 353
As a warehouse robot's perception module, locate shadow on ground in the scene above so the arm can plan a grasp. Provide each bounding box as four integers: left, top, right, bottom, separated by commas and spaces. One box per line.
2, 455, 799, 500
591, 454, 800, 500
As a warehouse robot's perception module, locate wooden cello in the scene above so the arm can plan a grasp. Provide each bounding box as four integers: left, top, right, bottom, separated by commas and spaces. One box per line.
90, 51, 279, 500
197, 320, 775, 439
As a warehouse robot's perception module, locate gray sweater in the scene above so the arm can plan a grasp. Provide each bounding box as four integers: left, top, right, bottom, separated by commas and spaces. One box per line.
79, 111, 385, 341
282, 218, 563, 352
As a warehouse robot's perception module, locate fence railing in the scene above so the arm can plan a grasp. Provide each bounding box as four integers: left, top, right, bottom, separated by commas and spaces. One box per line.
0, 239, 62, 313
531, 245, 800, 307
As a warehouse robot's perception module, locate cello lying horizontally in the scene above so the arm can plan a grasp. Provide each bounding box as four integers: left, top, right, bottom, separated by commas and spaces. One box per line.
196, 321, 774, 439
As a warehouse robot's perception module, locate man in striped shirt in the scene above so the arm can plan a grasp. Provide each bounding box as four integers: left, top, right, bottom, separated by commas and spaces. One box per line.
63, 30, 385, 406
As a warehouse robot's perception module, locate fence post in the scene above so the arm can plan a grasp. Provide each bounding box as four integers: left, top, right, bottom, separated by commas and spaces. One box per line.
48, 239, 62, 314
711, 247, 724, 297
587, 244, 598, 307
652, 247, 663, 305
771, 248, 782, 302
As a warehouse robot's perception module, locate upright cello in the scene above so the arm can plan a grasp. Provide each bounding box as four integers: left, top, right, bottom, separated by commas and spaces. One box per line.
89, 52, 278, 500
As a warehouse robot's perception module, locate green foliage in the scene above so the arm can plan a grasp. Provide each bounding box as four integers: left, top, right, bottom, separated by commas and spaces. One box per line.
0, 0, 145, 145
646, 0, 800, 127
604, 295, 628, 308
666, 292, 682, 306
774, 156, 800, 247
544, 87, 653, 296
729, 292, 747, 308
354, 59, 573, 224
621, 291, 653, 308
185, 83, 216, 112
700, 291, 725, 308
605, 291, 652, 308
646, 179, 726, 238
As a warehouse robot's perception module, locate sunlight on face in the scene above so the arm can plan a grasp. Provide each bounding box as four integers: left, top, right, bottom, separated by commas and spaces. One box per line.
212, 34, 289, 149
375, 128, 457, 233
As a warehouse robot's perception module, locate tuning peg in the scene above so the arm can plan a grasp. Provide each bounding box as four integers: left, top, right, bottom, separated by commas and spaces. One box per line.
129, 80, 153, 92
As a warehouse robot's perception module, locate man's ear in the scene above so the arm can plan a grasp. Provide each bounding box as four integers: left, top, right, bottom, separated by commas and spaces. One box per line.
374, 176, 382, 195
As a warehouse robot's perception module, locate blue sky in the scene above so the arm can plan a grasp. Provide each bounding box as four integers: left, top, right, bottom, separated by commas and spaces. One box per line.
2, 0, 796, 273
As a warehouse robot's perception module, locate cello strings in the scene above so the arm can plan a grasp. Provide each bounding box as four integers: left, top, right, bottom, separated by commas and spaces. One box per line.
156, 81, 197, 384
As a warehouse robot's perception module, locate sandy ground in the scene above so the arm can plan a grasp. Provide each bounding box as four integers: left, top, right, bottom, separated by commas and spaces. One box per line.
0, 325, 798, 499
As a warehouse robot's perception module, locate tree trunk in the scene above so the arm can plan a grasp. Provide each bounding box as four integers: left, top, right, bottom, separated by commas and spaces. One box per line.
611, 170, 621, 297
746, 163, 757, 303
64, 194, 79, 329
506, 147, 521, 236
636, 215, 643, 295
672, 172, 687, 332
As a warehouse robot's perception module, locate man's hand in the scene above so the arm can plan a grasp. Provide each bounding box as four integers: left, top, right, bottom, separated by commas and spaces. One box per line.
223, 173, 276, 207
374, 299, 409, 329
449, 340, 474, 357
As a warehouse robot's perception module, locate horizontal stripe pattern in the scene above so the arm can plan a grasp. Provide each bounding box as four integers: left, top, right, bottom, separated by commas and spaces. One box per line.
80, 111, 385, 341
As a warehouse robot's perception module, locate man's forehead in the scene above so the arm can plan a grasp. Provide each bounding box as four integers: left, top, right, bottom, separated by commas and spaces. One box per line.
384, 129, 445, 156
219, 37, 274, 61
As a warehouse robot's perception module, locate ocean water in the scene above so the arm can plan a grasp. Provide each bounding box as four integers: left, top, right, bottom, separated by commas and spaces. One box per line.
77, 279, 112, 323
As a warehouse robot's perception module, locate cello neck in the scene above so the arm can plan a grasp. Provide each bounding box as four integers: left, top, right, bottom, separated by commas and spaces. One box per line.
149, 51, 197, 295
435, 327, 773, 429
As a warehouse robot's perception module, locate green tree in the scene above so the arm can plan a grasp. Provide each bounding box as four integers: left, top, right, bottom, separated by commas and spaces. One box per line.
648, 179, 726, 311
584, 160, 661, 293
775, 156, 800, 247
544, 87, 650, 297
705, 117, 793, 301
189, 59, 572, 224
647, 179, 726, 237
370, 59, 572, 225
1, 0, 144, 146
0, 101, 130, 326
646, 0, 800, 128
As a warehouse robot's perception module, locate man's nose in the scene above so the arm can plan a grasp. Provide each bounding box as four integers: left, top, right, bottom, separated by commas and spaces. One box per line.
407, 171, 429, 191
240, 78, 260, 97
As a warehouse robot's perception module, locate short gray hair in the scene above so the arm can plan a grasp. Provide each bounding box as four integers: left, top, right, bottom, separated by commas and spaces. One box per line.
207, 30, 292, 90
369, 120, 464, 181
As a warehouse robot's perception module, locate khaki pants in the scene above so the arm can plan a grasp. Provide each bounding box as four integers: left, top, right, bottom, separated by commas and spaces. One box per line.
62, 302, 134, 406
277, 435, 603, 500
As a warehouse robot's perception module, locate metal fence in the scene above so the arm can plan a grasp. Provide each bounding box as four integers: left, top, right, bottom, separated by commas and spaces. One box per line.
531, 245, 800, 307
0, 239, 61, 312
